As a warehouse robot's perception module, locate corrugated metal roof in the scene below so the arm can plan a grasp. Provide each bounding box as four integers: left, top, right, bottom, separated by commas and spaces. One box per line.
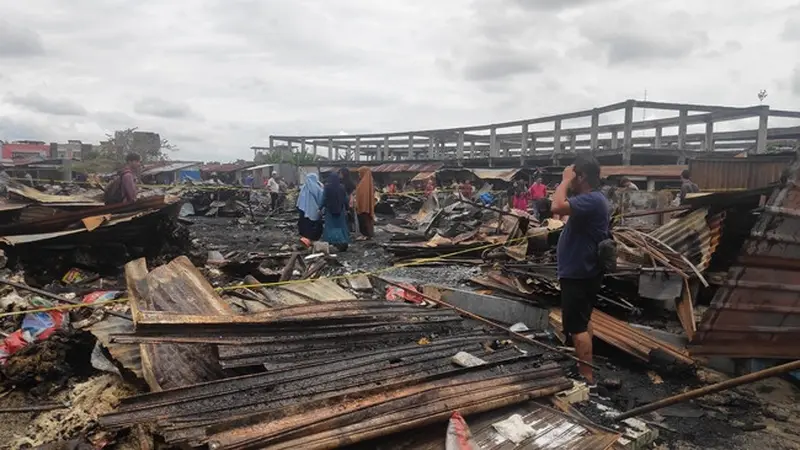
469, 168, 522, 181
601, 165, 687, 178
689, 158, 791, 190
371, 162, 443, 173
200, 163, 253, 173
649, 208, 722, 273
690, 158, 800, 359
243, 163, 274, 171
142, 162, 201, 176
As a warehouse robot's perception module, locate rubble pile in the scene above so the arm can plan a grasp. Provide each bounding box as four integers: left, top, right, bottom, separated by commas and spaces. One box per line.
1, 162, 800, 450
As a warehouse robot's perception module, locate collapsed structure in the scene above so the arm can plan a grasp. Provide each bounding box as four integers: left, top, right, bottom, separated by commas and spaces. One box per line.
1, 152, 800, 449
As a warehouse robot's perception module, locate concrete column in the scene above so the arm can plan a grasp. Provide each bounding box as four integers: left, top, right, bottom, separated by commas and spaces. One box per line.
756, 105, 769, 154
520, 123, 528, 166
408, 135, 414, 154
300, 139, 306, 159
383, 136, 390, 161
269, 137, 275, 150
456, 131, 465, 161
647, 179, 656, 192
552, 120, 562, 164
678, 108, 688, 150
623, 100, 634, 165
469, 140, 476, 159
489, 127, 498, 158
312, 143, 317, 161
654, 126, 662, 148
428, 136, 435, 159
354, 137, 361, 161
611, 130, 618, 149
590, 110, 599, 151
569, 134, 577, 153
704, 121, 714, 152
62, 158, 73, 182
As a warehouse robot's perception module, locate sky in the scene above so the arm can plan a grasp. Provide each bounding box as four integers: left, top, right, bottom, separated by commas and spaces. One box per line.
0, 0, 799, 161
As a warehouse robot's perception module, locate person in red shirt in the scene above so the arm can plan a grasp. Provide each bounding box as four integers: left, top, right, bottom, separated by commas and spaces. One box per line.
387, 182, 397, 194
528, 176, 547, 200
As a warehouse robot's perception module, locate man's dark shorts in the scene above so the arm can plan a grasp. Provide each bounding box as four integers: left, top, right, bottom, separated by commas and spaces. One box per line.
560, 276, 602, 334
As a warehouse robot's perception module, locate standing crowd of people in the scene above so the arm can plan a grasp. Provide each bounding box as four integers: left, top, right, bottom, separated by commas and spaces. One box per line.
295, 166, 377, 252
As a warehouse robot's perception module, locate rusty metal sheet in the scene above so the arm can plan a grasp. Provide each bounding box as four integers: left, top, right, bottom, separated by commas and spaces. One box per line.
7, 184, 101, 205
691, 160, 800, 358
689, 157, 792, 190
551, 309, 694, 367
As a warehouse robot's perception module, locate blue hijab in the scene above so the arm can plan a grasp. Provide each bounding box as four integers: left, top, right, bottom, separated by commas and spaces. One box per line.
323, 173, 347, 216
297, 173, 323, 221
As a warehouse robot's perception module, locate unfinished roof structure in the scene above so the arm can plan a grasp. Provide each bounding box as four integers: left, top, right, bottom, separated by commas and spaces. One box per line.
269, 99, 800, 166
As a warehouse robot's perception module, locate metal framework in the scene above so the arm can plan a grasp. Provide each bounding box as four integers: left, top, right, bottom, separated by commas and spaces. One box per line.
268, 99, 800, 166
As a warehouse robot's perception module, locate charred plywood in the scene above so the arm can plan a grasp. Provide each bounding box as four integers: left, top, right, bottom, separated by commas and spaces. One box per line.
692, 164, 800, 358
127, 256, 232, 391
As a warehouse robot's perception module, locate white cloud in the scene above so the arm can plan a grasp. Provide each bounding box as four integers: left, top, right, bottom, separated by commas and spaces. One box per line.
0, 0, 798, 162
6, 92, 87, 116
134, 98, 197, 119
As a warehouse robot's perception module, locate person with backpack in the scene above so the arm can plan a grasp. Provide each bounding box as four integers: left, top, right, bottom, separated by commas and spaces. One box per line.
104, 153, 141, 205
551, 155, 610, 392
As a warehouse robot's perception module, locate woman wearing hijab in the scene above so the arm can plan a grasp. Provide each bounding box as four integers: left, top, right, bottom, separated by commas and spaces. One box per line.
321, 172, 350, 251
296, 173, 324, 241
339, 167, 357, 232
354, 167, 376, 238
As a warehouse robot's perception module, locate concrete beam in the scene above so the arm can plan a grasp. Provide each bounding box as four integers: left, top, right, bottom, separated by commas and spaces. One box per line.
520, 123, 528, 165
623, 100, 634, 165
757, 106, 769, 154
705, 121, 714, 152
678, 108, 688, 150
489, 127, 498, 158
553, 119, 562, 163
456, 131, 464, 161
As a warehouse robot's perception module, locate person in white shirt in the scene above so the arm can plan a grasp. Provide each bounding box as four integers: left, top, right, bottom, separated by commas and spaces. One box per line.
267, 173, 280, 210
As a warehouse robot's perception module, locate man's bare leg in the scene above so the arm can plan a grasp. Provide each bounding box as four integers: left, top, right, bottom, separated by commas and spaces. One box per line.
573, 327, 593, 383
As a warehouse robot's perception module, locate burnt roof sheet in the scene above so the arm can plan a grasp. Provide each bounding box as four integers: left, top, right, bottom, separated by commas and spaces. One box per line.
691, 157, 800, 359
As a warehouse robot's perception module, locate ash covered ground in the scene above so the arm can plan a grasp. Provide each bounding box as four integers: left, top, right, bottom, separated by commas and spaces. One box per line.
1, 211, 799, 449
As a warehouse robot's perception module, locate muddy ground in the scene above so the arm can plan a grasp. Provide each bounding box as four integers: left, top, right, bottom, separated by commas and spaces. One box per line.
1, 212, 799, 449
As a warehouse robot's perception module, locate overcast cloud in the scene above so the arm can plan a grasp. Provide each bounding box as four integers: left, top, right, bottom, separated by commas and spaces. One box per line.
0, 0, 798, 161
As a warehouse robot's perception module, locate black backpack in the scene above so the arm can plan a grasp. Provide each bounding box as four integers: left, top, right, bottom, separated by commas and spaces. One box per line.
103, 172, 125, 205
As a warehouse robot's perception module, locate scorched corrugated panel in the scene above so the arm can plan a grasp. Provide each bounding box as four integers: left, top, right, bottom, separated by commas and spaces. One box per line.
691, 158, 800, 359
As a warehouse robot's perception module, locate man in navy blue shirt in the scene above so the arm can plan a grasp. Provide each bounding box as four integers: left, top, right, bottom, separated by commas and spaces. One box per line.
551, 155, 609, 386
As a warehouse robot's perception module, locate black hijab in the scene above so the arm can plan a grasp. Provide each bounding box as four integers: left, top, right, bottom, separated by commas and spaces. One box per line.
339, 168, 356, 196
324, 172, 347, 215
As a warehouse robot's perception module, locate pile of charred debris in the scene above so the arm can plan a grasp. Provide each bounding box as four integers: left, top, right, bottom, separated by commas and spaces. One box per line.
1, 165, 800, 450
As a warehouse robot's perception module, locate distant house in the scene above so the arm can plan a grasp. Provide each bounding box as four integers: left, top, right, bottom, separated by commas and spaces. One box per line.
200, 162, 255, 184
1, 141, 49, 160
140, 161, 202, 185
